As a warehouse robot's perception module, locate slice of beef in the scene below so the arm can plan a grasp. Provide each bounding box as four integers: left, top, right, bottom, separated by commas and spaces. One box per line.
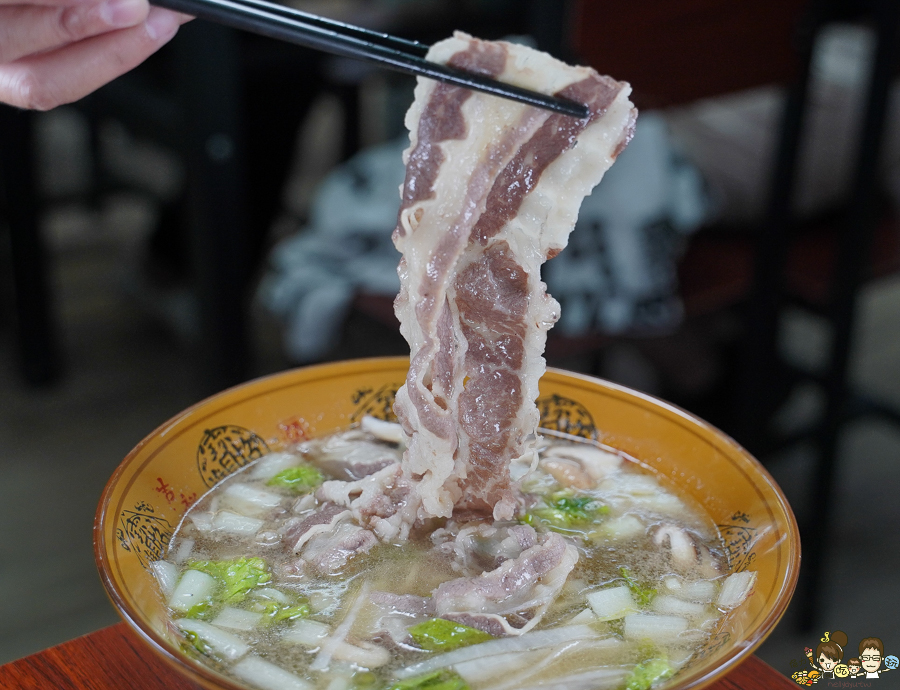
432, 531, 578, 635
300, 522, 378, 575
392, 32, 636, 521
282, 502, 348, 553
369, 592, 435, 618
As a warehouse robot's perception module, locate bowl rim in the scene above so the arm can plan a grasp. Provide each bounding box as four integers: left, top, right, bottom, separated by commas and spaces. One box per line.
94, 356, 800, 690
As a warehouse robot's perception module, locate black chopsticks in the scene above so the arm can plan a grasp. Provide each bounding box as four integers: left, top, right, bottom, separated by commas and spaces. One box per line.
149, 0, 590, 119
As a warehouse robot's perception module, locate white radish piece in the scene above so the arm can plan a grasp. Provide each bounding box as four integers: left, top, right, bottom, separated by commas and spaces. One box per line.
231, 655, 313, 690
212, 606, 265, 631
169, 569, 216, 614
650, 594, 708, 618
600, 474, 658, 496
332, 641, 390, 669
637, 493, 689, 518
212, 510, 264, 536
672, 579, 717, 603
716, 571, 757, 609
171, 538, 195, 564
282, 619, 331, 646
623, 613, 689, 642
597, 515, 644, 542
664, 577, 681, 592
587, 586, 638, 621
251, 587, 291, 605
176, 619, 250, 661
293, 494, 317, 513
221, 483, 284, 517
566, 608, 597, 625
361, 416, 405, 445
150, 560, 179, 598
189, 511, 215, 533
249, 452, 302, 480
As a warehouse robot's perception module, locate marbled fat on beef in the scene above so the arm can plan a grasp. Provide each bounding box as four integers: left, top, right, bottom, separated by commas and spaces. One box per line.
282, 502, 348, 552
393, 32, 636, 520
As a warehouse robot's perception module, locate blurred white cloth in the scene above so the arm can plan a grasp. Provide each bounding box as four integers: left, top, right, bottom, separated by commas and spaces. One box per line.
258, 138, 408, 360
259, 114, 708, 361
546, 113, 707, 336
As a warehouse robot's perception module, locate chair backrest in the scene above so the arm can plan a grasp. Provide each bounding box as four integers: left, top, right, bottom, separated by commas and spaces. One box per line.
571, 0, 811, 108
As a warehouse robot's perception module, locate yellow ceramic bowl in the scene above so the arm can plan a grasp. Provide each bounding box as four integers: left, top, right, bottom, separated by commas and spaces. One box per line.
94, 357, 799, 690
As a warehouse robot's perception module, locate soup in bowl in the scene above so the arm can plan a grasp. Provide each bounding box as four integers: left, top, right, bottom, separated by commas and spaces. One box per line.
94, 357, 799, 690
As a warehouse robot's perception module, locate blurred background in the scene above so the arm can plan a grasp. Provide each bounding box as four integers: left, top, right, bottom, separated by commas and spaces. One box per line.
1, 0, 899, 676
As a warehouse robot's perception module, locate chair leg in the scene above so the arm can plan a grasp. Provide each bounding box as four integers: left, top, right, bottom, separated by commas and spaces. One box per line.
0, 105, 62, 385
797, 0, 900, 630
734, 1, 820, 451
173, 22, 251, 392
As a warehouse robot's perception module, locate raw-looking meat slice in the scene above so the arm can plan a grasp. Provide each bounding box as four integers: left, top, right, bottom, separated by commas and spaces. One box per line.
316, 463, 420, 542
282, 502, 349, 552
431, 532, 578, 635
369, 592, 436, 648
299, 522, 379, 575
392, 32, 637, 520
432, 522, 540, 576
310, 430, 402, 481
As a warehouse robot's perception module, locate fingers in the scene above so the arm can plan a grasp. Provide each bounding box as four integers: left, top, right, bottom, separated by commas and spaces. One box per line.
0, 0, 149, 64
0, 7, 185, 110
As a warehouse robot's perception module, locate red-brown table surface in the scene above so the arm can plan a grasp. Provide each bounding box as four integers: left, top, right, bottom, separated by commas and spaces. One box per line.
0, 622, 795, 690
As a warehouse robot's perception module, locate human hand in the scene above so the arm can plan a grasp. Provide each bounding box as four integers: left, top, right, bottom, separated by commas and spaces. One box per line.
0, 0, 190, 110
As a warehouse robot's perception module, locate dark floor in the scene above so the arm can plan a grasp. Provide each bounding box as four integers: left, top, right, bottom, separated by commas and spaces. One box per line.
1, 106, 899, 681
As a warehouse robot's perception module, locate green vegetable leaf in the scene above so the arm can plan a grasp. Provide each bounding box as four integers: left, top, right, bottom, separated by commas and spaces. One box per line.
522, 490, 609, 533
619, 567, 657, 607
247, 588, 310, 624
408, 618, 494, 652
387, 669, 470, 690
256, 599, 310, 624
351, 671, 378, 689
188, 557, 272, 604
267, 465, 324, 493
624, 657, 673, 690
272, 601, 310, 623
183, 600, 214, 619
181, 629, 211, 655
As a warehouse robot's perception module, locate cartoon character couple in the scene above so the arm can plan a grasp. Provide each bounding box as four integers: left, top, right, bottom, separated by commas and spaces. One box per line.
805, 631, 892, 679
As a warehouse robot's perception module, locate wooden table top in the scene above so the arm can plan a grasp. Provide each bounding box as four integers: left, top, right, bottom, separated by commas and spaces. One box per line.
0, 622, 797, 690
